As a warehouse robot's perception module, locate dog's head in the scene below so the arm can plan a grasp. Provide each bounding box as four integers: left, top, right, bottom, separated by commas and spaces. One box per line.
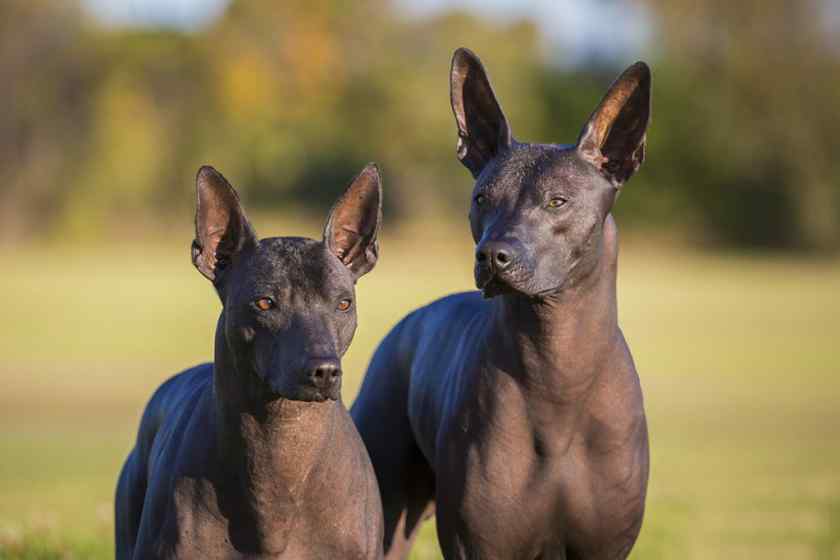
191, 164, 381, 402
450, 48, 651, 298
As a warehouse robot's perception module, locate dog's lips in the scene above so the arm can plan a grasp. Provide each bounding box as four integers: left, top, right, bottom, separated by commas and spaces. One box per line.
264, 387, 338, 404
309, 389, 339, 402
477, 265, 552, 299
261, 374, 339, 403
477, 271, 516, 298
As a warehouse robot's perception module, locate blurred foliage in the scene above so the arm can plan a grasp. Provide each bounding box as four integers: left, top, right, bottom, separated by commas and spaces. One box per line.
1, 0, 838, 249
637, 0, 840, 249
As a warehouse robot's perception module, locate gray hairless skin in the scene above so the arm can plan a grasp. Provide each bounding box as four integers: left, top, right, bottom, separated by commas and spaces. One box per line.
351, 49, 651, 559
115, 164, 385, 559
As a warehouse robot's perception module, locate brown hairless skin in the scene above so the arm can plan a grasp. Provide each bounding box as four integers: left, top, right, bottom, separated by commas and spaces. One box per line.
115, 165, 385, 559
351, 49, 651, 559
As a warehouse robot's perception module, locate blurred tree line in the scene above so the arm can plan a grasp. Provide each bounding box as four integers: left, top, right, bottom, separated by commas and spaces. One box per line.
2, 0, 838, 250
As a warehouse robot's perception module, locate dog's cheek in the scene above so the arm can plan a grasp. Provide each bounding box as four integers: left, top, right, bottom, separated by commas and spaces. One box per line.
534, 265, 565, 295
228, 326, 256, 360
538, 239, 570, 292
240, 326, 256, 344
469, 208, 483, 244
244, 330, 275, 380
569, 219, 603, 282
338, 314, 358, 355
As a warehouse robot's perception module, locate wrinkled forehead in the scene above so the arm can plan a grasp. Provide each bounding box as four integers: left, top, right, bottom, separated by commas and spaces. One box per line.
478, 144, 598, 195
234, 237, 351, 299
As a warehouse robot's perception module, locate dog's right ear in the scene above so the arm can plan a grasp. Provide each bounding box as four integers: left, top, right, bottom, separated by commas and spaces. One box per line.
450, 48, 512, 179
191, 166, 258, 284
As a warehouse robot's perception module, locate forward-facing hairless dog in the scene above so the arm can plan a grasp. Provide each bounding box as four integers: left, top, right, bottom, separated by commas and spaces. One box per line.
116, 164, 385, 559
352, 49, 651, 559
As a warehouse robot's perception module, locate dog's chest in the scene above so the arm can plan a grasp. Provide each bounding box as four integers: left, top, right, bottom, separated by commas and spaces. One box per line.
154, 476, 287, 558
152, 477, 289, 559
439, 405, 646, 559
438, 424, 566, 551
155, 474, 376, 560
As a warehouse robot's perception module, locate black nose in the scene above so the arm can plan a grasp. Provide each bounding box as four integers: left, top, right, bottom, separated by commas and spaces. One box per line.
306, 358, 342, 393
476, 240, 515, 271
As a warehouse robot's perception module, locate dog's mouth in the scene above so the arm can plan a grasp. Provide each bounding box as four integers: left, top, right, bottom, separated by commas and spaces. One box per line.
476, 264, 525, 298
258, 372, 341, 403
264, 386, 340, 404
277, 381, 341, 403
476, 265, 564, 300
478, 274, 515, 298
298, 386, 341, 403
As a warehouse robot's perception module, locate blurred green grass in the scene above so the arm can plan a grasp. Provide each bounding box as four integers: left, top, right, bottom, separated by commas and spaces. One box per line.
2, 229, 839, 559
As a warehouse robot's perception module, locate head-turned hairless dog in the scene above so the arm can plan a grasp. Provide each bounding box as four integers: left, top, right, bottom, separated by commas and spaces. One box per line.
115, 164, 385, 559
351, 49, 651, 559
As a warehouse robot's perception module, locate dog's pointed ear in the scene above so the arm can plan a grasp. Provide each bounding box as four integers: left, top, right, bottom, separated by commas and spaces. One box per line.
324, 163, 382, 281
577, 61, 651, 187
450, 48, 512, 179
191, 166, 258, 284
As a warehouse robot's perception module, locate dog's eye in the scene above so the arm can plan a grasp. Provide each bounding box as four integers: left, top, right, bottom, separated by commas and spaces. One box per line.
547, 197, 567, 209
337, 298, 353, 312
474, 194, 486, 206
255, 297, 274, 311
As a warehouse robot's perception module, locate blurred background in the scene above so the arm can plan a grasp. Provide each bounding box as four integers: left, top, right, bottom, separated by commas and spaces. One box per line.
1, 0, 839, 558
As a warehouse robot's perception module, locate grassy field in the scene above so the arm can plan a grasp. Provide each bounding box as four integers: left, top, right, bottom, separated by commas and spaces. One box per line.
2, 224, 839, 559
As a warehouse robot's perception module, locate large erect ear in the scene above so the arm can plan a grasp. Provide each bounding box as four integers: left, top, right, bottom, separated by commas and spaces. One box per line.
324, 163, 382, 280
577, 61, 651, 187
191, 166, 258, 284
450, 48, 513, 178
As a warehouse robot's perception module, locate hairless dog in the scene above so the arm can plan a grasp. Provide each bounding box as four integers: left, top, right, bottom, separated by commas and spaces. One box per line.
116, 164, 385, 559
352, 49, 651, 559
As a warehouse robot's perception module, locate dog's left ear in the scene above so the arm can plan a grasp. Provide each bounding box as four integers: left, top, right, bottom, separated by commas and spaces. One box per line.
577, 61, 651, 187
324, 163, 382, 280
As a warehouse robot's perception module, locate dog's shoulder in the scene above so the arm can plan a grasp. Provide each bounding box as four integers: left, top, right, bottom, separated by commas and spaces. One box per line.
133, 364, 213, 462
141, 365, 213, 428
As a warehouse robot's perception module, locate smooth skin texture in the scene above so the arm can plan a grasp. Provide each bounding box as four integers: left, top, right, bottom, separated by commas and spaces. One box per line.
115, 165, 385, 559
352, 49, 651, 559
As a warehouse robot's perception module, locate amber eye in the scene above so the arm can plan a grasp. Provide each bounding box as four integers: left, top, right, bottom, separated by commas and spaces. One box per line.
255, 297, 274, 311
337, 298, 352, 312
547, 197, 567, 209
474, 194, 485, 206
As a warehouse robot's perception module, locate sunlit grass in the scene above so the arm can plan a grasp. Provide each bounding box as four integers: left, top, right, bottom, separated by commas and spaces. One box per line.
2, 231, 839, 558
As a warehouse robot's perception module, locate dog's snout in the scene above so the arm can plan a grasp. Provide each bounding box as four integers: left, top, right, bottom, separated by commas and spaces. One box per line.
477, 240, 516, 271
305, 358, 342, 397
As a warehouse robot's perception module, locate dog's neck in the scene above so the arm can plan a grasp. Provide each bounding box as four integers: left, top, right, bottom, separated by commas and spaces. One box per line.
210, 323, 338, 545
489, 214, 620, 405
